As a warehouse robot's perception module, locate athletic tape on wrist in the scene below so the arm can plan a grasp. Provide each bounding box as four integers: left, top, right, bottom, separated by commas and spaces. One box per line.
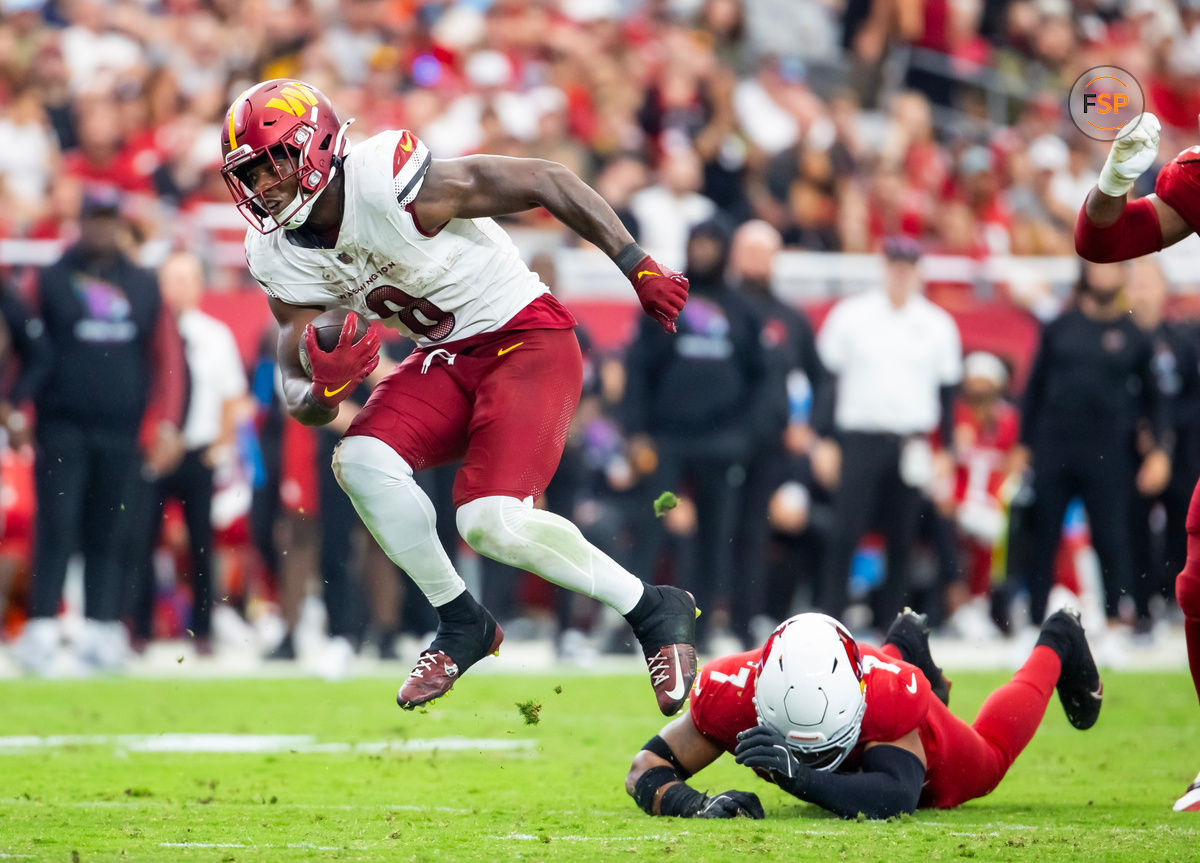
614, 242, 648, 277
659, 781, 708, 817
1097, 165, 1134, 198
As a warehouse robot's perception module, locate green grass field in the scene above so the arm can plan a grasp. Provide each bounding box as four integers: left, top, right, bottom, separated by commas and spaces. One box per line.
0, 668, 1197, 862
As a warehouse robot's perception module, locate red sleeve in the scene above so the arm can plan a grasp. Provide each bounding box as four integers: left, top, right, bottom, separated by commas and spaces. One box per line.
1155, 147, 1200, 234
139, 303, 187, 448
859, 646, 932, 744
687, 650, 762, 754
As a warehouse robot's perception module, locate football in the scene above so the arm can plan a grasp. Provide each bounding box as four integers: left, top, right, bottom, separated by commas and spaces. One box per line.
298, 307, 369, 376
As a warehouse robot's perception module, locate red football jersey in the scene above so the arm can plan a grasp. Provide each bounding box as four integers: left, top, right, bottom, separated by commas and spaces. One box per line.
1155, 147, 1200, 234
689, 644, 971, 808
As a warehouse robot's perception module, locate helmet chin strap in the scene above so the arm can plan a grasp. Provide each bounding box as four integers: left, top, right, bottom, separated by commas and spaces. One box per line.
282, 118, 355, 231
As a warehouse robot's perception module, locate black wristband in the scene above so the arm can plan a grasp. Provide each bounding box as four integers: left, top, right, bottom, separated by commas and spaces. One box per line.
614, 242, 648, 277
659, 781, 707, 818
633, 765, 681, 815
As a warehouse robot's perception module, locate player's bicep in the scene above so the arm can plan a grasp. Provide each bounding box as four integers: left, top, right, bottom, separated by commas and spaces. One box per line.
1150, 195, 1193, 248
865, 728, 927, 769
412, 155, 557, 225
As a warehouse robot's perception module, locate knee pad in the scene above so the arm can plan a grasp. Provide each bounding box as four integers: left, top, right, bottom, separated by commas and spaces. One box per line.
331, 435, 414, 496
456, 495, 532, 562
1178, 565, 1200, 619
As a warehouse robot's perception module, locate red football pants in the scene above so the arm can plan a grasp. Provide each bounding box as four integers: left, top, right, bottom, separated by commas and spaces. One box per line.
1177, 477, 1200, 705
346, 327, 582, 507
918, 646, 1060, 808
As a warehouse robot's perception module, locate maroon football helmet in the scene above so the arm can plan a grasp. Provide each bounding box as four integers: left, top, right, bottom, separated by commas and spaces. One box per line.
220, 79, 352, 233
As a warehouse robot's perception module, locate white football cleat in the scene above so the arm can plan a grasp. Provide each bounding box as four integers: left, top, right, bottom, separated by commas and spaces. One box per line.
12, 617, 61, 676
1174, 772, 1200, 812
311, 635, 355, 682
75, 619, 129, 674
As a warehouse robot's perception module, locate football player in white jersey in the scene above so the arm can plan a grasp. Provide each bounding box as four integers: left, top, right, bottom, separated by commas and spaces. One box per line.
220, 79, 697, 715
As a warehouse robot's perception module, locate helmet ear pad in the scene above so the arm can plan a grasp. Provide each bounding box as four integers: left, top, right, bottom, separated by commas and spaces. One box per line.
753, 613, 867, 772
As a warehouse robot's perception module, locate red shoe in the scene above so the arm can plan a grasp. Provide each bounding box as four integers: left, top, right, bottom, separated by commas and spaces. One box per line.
397, 618, 503, 710
645, 642, 698, 716
628, 586, 699, 716
1174, 772, 1200, 812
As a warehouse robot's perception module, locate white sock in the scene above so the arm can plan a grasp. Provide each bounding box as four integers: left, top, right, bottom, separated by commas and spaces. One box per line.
332, 436, 465, 607
456, 495, 645, 614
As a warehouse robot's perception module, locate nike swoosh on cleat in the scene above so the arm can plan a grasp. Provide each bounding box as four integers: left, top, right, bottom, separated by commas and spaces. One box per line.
663, 646, 686, 702
497, 342, 524, 356
636, 270, 661, 279
323, 380, 352, 397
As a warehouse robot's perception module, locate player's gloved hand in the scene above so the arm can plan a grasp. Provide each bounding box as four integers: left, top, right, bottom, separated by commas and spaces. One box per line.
1097, 112, 1160, 197
628, 254, 689, 334
695, 790, 765, 819
734, 724, 809, 795
304, 312, 381, 408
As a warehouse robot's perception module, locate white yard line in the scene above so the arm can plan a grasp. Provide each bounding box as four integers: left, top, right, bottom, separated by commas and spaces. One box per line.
0, 733, 535, 755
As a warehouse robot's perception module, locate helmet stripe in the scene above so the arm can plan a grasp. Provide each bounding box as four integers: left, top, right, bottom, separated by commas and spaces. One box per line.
227, 103, 238, 150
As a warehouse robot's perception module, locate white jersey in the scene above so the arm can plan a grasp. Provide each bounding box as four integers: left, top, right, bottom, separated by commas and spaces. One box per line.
244, 129, 549, 347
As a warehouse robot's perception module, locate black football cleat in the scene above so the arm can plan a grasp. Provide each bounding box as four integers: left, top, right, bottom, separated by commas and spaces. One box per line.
397, 611, 503, 710
1039, 609, 1102, 730
884, 608, 951, 706
627, 585, 699, 716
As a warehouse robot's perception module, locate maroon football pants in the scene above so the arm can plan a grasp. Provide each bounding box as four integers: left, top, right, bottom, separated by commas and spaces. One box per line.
346, 327, 582, 507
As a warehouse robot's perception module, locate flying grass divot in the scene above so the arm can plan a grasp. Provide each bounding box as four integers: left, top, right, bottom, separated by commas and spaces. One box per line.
653, 491, 679, 517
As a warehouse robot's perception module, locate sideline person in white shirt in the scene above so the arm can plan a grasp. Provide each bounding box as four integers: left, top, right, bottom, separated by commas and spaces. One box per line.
811, 235, 962, 628
126, 251, 248, 654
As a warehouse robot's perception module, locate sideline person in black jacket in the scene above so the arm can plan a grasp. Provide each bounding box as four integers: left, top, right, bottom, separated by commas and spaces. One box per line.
14, 190, 185, 675
1016, 259, 1168, 625
622, 220, 770, 645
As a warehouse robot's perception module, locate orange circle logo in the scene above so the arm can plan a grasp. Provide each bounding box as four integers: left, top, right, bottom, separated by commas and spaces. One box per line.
1069, 66, 1145, 141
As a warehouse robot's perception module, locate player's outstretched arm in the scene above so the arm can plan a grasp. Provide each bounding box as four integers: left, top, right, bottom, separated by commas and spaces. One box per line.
734, 726, 926, 819
413, 156, 688, 332
268, 298, 380, 426
625, 715, 763, 819
1075, 113, 1192, 261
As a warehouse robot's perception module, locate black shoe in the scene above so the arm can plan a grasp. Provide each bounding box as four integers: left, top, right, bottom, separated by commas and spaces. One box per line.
265, 632, 295, 661
397, 608, 502, 710
1038, 609, 1103, 730
626, 585, 699, 716
884, 608, 951, 706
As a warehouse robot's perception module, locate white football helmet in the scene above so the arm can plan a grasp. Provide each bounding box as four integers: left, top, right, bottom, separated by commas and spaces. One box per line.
753, 613, 867, 772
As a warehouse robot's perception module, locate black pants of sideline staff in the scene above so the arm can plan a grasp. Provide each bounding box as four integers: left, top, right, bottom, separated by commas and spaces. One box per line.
29, 420, 141, 621
127, 448, 216, 642
1026, 436, 1134, 623
818, 431, 923, 627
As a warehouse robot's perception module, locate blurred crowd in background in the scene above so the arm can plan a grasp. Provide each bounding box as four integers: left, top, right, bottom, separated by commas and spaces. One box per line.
2, 0, 1200, 676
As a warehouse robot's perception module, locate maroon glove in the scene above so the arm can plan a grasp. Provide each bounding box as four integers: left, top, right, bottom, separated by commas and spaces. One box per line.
628, 255, 689, 334
304, 313, 381, 408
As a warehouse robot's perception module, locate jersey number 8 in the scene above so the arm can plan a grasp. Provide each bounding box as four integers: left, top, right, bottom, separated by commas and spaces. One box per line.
366, 284, 456, 341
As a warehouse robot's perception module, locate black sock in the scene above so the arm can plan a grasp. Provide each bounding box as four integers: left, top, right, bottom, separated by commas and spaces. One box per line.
435, 591, 484, 626
623, 583, 658, 628
430, 591, 496, 665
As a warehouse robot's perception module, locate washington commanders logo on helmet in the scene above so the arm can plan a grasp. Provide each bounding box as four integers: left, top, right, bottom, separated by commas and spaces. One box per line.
264, 83, 319, 118
220, 79, 353, 233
